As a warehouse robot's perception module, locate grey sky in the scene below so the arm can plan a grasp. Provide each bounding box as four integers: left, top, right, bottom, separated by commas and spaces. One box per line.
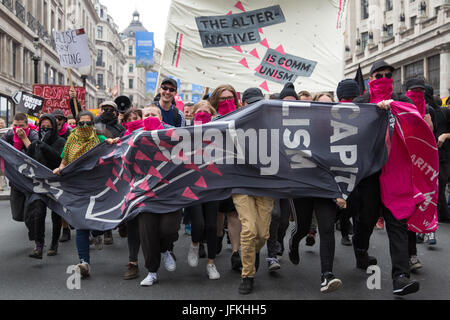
98, 0, 171, 50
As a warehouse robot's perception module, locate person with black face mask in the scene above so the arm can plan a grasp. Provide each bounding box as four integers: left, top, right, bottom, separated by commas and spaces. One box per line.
95, 101, 125, 139
25, 114, 67, 258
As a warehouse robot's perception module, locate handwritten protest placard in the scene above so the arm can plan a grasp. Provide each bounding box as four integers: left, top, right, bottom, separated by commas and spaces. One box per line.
53, 28, 91, 68
33, 84, 86, 117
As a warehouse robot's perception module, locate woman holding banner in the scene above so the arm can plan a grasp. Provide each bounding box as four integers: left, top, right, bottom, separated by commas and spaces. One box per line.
53, 111, 119, 278
209, 85, 243, 271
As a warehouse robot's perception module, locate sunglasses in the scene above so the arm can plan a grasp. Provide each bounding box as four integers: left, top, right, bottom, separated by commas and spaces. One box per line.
78, 121, 93, 127
375, 72, 393, 79
55, 116, 66, 121
161, 86, 176, 93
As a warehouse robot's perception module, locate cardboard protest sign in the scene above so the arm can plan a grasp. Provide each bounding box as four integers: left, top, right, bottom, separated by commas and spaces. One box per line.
32, 84, 86, 117
161, 0, 347, 93
53, 28, 91, 68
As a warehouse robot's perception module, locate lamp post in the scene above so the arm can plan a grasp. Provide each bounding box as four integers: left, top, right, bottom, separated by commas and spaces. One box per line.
32, 37, 41, 84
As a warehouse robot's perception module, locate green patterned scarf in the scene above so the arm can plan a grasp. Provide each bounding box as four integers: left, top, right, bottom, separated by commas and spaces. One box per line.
63, 126, 100, 165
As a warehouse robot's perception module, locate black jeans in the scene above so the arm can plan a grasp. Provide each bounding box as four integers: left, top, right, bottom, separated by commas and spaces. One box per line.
290, 197, 337, 274
438, 161, 450, 221
26, 200, 62, 244
10, 185, 28, 222
408, 230, 417, 257
352, 172, 410, 279
267, 199, 291, 258
127, 216, 140, 263
139, 210, 182, 273
190, 202, 219, 259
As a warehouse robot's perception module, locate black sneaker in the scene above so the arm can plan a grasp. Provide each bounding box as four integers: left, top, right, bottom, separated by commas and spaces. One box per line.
341, 235, 352, 246
354, 247, 377, 270
393, 274, 419, 296
231, 251, 242, 271
255, 252, 260, 272
416, 233, 424, 244
118, 224, 128, 238
238, 277, 254, 295
306, 232, 316, 246
47, 242, 58, 256
29, 242, 43, 260
59, 228, 71, 243
104, 230, 113, 245
321, 272, 342, 293
289, 245, 300, 265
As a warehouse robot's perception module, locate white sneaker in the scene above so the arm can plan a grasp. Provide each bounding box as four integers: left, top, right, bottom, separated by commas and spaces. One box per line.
76, 261, 90, 278
162, 251, 176, 272
206, 263, 220, 280
140, 272, 157, 286
188, 244, 199, 267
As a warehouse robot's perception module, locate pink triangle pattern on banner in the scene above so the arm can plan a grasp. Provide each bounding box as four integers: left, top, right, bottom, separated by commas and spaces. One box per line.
145, 190, 157, 198
159, 140, 174, 149
112, 167, 120, 179
149, 166, 162, 179
182, 187, 199, 200
260, 81, 269, 92
254, 65, 262, 73
234, 1, 245, 12
128, 139, 137, 148
106, 178, 118, 193
154, 151, 170, 162
258, 28, 264, 34
249, 48, 260, 59
122, 172, 130, 183
140, 137, 157, 148
227, 11, 233, 15
133, 163, 144, 175
206, 163, 223, 176
185, 163, 201, 172
260, 38, 269, 48
165, 128, 180, 140
0, 157, 4, 173
176, 150, 189, 162
194, 176, 207, 188
139, 179, 150, 191
161, 179, 170, 185
239, 58, 249, 69
232, 46, 243, 53
135, 150, 151, 161
275, 44, 286, 55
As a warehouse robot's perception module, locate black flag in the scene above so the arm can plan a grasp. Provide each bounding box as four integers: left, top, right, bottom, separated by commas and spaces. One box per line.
355, 64, 365, 96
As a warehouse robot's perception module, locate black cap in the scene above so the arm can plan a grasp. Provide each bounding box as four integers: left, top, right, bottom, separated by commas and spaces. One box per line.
161, 78, 178, 90
242, 87, 264, 105
405, 78, 425, 91
52, 109, 67, 119
279, 82, 298, 100
369, 59, 395, 75
336, 79, 360, 100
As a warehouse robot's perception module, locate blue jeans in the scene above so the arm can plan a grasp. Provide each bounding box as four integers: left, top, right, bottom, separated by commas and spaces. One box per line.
76, 230, 103, 264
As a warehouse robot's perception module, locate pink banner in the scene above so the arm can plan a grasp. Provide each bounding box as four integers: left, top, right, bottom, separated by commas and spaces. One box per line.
380, 101, 439, 233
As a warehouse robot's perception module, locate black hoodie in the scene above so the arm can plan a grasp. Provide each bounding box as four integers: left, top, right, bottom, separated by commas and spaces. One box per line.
26, 114, 67, 170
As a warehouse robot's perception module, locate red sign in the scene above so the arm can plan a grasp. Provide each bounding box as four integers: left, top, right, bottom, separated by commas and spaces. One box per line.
32, 84, 86, 117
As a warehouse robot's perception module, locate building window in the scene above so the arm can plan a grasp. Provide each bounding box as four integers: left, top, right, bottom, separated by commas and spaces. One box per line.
58, 72, 64, 85
410, 16, 416, 28
129, 95, 134, 102
44, 64, 50, 84
49, 68, 55, 84
361, 0, 369, 20
129, 63, 134, 73
404, 60, 424, 82
385, 0, 393, 11
129, 45, 133, 56
129, 78, 134, 89
361, 32, 369, 51
97, 49, 103, 66
97, 26, 103, 39
387, 24, 394, 38
0, 95, 14, 127
97, 73, 104, 88
427, 55, 440, 96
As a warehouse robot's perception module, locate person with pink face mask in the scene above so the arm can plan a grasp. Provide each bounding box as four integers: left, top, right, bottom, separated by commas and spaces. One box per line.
185, 101, 222, 280
352, 59, 419, 296
209, 85, 244, 273
122, 108, 144, 137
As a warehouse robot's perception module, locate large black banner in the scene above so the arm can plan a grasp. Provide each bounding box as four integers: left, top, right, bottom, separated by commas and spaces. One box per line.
0, 101, 389, 230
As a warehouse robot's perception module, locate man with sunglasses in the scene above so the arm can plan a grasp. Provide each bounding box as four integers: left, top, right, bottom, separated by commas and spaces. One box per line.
156, 78, 185, 128
52, 109, 72, 140
351, 59, 419, 296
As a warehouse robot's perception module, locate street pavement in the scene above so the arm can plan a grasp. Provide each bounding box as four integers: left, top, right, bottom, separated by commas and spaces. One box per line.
0, 200, 449, 300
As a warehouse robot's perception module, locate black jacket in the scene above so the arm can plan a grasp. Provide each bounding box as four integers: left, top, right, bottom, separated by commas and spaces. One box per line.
94, 115, 125, 138
1, 127, 39, 152
26, 114, 66, 170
